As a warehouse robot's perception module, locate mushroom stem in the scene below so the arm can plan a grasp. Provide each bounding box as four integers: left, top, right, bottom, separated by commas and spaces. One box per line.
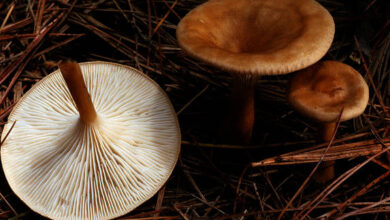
223, 75, 256, 144
59, 61, 97, 124
314, 121, 336, 184
319, 122, 336, 142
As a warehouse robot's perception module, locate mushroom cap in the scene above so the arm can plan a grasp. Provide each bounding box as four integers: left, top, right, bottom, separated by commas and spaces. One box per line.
176, 0, 335, 75
288, 61, 369, 122
1, 61, 181, 219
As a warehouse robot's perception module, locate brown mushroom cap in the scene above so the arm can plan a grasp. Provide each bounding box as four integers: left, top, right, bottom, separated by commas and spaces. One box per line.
176, 0, 335, 75
288, 61, 369, 122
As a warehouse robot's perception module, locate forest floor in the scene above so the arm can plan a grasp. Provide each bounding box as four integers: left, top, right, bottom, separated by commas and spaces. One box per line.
0, 0, 389, 219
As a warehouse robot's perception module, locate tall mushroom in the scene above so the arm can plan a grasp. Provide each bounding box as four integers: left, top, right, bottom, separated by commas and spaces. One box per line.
176, 0, 335, 144
288, 60, 369, 183
1, 61, 181, 219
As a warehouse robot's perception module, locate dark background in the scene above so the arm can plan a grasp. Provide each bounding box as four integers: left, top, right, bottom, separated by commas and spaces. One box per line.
0, 0, 389, 219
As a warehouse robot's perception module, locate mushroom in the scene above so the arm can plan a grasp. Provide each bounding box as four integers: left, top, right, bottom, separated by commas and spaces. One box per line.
176, 0, 335, 144
288, 60, 369, 183
1, 61, 181, 219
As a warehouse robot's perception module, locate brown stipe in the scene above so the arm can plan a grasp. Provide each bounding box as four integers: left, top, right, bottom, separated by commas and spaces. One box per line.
319, 122, 337, 142
313, 122, 337, 183
59, 61, 97, 124
222, 75, 256, 144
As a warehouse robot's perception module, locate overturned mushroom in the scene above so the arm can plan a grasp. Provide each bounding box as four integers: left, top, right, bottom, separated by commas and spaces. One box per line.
1, 61, 181, 219
176, 0, 335, 143
288, 60, 369, 183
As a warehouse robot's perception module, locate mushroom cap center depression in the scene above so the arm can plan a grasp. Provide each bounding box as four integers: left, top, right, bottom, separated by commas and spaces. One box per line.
186, 1, 304, 54
311, 74, 346, 99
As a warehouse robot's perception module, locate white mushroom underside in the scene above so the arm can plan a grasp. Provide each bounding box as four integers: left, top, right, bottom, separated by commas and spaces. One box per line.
1, 62, 180, 219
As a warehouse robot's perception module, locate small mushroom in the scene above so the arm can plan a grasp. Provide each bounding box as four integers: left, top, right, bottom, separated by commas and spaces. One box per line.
1, 61, 181, 219
288, 60, 369, 183
176, 0, 335, 144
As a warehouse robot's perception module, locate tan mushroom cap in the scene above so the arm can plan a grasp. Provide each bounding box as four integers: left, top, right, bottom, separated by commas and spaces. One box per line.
1, 61, 181, 219
288, 61, 369, 122
176, 0, 335, 75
